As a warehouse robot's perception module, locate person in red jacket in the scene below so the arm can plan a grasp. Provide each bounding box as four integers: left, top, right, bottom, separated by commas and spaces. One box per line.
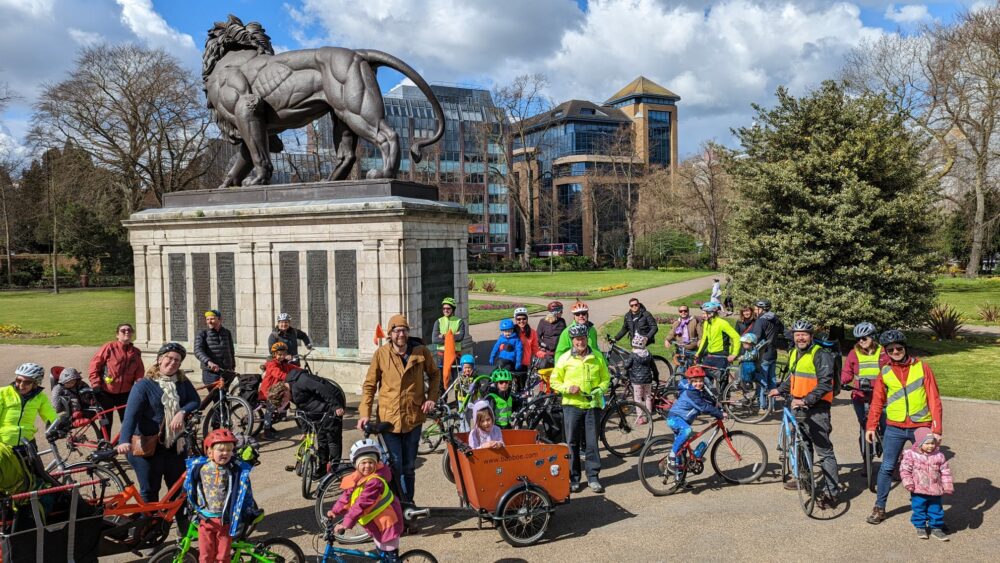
840, 322, 887, 467
88, 323, 144, 432
513, 307, 539, 390
260, 342, 295, 438
864, 329, 943, 526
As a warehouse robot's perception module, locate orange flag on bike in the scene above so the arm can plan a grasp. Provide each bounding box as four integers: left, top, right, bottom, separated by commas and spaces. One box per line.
373, 323, 385, 345
442, 330, 457, 388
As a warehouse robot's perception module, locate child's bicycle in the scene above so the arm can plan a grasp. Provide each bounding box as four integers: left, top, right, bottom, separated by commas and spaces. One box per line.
147, 513, 305, 562
316, 520, 436, 562
287, 410, 336, 499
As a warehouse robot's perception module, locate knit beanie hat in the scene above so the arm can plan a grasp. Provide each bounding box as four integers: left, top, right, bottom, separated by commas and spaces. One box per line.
354, 451, 378, 468
387, 314, 409, 332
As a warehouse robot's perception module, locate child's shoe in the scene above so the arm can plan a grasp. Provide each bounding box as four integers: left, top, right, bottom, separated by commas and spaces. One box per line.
916, 528, 929, 539
636, 416, 648, 425
379, 549, 401, 562
930, 529, 949, 542
667, 454, 679, 471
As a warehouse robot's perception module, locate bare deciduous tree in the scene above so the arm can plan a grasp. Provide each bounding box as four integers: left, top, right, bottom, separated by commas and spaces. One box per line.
29, 44, 213, 212
673, 142, 732, 269
589, 126, 643, 268
0, 81, 20, 285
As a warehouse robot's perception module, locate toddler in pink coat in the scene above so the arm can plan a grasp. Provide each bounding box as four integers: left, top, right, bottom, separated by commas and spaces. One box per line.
899, 427, 954, 541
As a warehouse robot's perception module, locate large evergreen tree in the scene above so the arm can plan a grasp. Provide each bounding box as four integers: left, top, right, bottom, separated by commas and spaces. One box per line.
725, 81, 937, 330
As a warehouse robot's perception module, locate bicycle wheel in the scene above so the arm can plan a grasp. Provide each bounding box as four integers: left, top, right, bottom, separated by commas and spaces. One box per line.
863, 437, 876, 493
400, 549, 439, 563
147, 544, 198, 563
254, 537, 305, 562
600, 400, 652, 458
796, 441, 816, 516
62, 461, 127, 521
637, 436, 684, 496
721, 381, 768, 424
62, 420, 104, 464
652, 355, 677, 398
496, 487, 552, 547
442, 447, 454, 484
709, 430, 768, 484
417, 422, 444, 455
314, 467, 371, 543
301, 450, 317, 499
202, 396, 256, 439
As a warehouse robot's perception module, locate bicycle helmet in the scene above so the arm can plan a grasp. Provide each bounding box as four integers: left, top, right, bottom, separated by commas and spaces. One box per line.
701, 301, 721, 313
204, 428, 237, 450
350, 438, 382, 465
790, 320, 814, 333
14, 362, 44, 383
491, 368, 513, 383
499, 318, 515, 331
441, 297, 457, 308
270, 341, 288, 355
571, 301, 589, 314
879, 329, 907, 347
740, 332, 758, 345
853, 322, 877, 339
157, 342, 187, 361
513, 307, 529, 318
276, 312, 292, 322
568, 323, 589, 338
686, 365, 707, 379
547, 301, 564, 312
460, 354, 475, 366
631, 334, 647, 348
755, 299, 772, 311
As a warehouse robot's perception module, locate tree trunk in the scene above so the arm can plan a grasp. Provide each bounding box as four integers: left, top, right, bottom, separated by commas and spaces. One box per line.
965, 157, 987, 277
0, 178, 11, 286
522, 180, 533, 269
625, 181, 635, 270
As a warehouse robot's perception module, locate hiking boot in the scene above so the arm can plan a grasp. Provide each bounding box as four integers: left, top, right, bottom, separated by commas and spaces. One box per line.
783, 480, 798, 491
930, 529, 949, 542
866, 506, 886, 525
588, 480, 605, 494
917, 528, 929, 539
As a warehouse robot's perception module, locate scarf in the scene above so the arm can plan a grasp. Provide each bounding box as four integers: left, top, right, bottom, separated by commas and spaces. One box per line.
675, 317, 692, 343
633, 348, 650, 359
156, 374, 183, 452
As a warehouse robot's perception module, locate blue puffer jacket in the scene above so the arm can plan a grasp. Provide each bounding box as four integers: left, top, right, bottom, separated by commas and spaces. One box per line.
184, 456, 255, 537
667, 379, 724, 423
489, 333, 524, 369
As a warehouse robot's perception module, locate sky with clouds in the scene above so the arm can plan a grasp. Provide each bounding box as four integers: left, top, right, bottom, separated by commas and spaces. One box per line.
0, 0, 983, 161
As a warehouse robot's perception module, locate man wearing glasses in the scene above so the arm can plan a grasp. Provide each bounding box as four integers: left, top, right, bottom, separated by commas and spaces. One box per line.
0, 363, 58, 447
665, 305, 701, 367
88, 323, 145, 432
864, 329, 943, 525
611, 298, 658, 345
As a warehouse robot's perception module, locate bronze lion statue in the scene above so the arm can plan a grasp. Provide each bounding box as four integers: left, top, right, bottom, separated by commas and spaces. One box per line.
203, 15, 445, 188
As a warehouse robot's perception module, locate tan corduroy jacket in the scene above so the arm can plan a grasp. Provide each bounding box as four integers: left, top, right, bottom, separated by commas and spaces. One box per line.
360, 340, 441, 433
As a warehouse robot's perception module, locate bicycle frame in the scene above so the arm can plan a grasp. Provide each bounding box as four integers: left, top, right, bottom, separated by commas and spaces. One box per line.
778, 406, 812, 482
676, 419, 732, 464
168, 519, 276, 563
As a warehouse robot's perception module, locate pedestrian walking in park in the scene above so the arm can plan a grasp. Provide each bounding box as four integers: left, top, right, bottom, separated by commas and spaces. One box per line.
88, 323, 144, 430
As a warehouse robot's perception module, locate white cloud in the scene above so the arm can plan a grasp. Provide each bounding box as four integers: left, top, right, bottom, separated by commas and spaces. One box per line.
115, 0, 197, 56
884, 3, 933, 24
0, 0, 53, 18
68, 27, 104, 46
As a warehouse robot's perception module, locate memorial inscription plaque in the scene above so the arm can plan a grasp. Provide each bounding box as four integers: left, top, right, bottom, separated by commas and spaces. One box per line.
334, 250, 358, 349
307, 250, 329, 347
420, 248, 454, 345
168, 253, 188, 341
279, 251, 300, 323
192, 253, 211, 319
217, 253, 236, 334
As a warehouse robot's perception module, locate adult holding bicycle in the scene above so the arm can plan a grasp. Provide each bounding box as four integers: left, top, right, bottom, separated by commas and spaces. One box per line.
359, 314, 441, 505
268, 312, 312, 359
536, 301, 566, 367
1, 363, 57, 448
768, 320, 841, 509
665, 304, 700, 367
864, 329, 944, 526
611, 297, 658, 345
195, 309, 236, 389
840, 322, 886, 472
116, 342, 200, 505
750, 299, 783, 398
88, 322, 144, 431
554, 301, 601, 360
694, 301, 740, 389
286, 364, 346, 478
551, 323, 610, 494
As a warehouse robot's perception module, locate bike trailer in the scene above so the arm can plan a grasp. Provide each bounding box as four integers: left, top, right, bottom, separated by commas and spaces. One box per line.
0, 481, 104, 563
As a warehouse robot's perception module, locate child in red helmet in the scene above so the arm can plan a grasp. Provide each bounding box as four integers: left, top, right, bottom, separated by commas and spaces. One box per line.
665, 366, 725, 477
184, 428, 258, 563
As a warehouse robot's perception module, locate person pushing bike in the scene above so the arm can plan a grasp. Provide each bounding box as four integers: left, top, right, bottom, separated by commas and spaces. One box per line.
840, 322, 886, 471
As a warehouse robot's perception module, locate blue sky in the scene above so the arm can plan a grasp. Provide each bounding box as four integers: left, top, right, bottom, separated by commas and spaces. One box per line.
0, 0, 981, 160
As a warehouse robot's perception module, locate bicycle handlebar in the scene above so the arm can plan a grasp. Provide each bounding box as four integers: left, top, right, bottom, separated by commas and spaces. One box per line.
363, 421, 394, 437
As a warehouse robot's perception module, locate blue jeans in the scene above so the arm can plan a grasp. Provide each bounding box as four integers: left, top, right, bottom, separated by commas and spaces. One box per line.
128, 445, 188, 534
851, 399, 886, 460
382, 425, 422, 504
758, 360, 777, 405
911, 493, 945, 529
876, 425, 916, 508
667, 415, 692, 457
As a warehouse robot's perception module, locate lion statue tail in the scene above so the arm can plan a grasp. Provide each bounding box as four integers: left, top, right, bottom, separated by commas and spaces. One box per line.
355, 49, 445, 164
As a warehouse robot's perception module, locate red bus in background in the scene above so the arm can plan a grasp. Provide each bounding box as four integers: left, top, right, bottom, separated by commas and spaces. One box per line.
532, 243, 580, 257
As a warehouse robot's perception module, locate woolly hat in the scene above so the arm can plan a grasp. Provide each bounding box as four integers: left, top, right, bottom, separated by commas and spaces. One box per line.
387, 314, 409, 332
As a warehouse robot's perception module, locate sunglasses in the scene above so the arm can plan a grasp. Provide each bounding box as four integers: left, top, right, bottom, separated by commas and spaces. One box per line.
14, 378, 35, 386
574, 312, 588, 316
678, 309, 689, 313
885, 345, 905, 353
119, 328, 133, 333
629, 303, 639, 308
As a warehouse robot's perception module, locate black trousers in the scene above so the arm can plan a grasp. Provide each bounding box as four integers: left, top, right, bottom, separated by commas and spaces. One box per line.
316, 417, 344, 471
95, 391, 130, 435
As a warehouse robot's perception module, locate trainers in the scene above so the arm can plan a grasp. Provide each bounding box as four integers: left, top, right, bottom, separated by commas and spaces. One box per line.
930, 529, 949, 542
866, 506, 886, 525
783, 480, 798, 491
588, 480, 605, 494
917, 528, 929, 540
570, 481, 582, 493
667, 455, 680, 471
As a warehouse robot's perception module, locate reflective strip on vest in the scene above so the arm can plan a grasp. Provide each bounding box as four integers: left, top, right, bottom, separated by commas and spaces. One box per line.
350, 474, 394, 526
856, 346, 882, 379
881, 362, 932, 423
438, 317, 462, 351
788, 344, 833, 404
488, 393, 512, 427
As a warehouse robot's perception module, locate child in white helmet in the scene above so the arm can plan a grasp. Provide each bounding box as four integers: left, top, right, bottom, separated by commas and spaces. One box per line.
329, 439, 404, 561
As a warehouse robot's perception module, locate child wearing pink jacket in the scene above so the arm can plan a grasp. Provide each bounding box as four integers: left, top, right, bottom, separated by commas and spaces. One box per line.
329, 439, 404, 561
900, 427, 954, 541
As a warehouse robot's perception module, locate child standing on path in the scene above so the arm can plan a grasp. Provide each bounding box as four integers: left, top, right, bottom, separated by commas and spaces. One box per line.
900, 427, 954, 541
622, 335, 657, 424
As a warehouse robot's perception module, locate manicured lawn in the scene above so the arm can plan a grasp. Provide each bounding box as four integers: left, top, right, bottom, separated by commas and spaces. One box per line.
468, 300, 545, 325
470, 269, 714, 300
936, 276, 1000, 325
668, 288, 713, 309
0, 289, 135, 346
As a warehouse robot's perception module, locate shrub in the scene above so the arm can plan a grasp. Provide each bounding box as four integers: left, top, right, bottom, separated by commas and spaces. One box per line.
598, 282, 629, 292
926, 304, 964, 340
480, 279, 498, 293
467, 278, 476, 292
0, 324, 24, 337
979, 302, 1000, 323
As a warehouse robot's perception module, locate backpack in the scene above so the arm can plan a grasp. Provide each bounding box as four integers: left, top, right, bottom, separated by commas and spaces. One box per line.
814, 338, 843, 397
237, 373, 262, 407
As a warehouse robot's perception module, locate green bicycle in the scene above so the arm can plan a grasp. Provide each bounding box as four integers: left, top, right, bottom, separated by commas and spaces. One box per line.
417, 374, 489, 455
286, 411, 332, 499
147, 515, 305, 563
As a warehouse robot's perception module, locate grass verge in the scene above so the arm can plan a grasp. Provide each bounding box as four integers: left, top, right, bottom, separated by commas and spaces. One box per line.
0, 289, 135, 346
935, 277, 1000, 326
468, 300, 545, 325
470, 269, 714, 300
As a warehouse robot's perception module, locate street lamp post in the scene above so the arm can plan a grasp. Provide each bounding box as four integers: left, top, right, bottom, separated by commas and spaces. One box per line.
540, 170, 554, 274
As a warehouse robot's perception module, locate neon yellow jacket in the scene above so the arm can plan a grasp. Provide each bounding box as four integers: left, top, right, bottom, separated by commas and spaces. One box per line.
0, 385, 58, 446
551, 348, 610, 409
697, 316, 741, 357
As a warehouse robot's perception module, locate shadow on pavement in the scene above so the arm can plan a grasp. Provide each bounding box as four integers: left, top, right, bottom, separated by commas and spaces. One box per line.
544, 495, 636, 542
945, 477, 999, 532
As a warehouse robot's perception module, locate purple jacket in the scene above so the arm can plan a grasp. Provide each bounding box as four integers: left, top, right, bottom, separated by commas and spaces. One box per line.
330, 463, 403, 543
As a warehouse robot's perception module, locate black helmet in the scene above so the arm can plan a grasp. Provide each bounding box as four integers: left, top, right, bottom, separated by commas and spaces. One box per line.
157, 342, 187, 361
755, 299, 771, 311
879, 329, 907, 347
790, 320, 814, 333
568, 324, 589, 338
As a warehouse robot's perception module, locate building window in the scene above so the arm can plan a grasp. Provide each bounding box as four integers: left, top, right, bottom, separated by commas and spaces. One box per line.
648, 110, 671, 167
558, 183, 583, 247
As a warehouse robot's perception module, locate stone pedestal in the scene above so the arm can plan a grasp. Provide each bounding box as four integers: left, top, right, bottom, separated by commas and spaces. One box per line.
124, 179, 469, 394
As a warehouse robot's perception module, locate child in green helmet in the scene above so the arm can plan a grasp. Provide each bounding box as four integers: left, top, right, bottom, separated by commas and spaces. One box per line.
485, 369, 523, 429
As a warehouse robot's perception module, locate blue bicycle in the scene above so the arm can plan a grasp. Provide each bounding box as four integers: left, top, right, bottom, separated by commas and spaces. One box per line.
777, 401, 818, 516
318, 520, 437, 562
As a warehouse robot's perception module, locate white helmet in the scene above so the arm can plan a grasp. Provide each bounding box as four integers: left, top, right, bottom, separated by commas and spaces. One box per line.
276, 313, 292, 322
513, 307, 529, 318
349, 438, 382, 465
15, 363, 44, 383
